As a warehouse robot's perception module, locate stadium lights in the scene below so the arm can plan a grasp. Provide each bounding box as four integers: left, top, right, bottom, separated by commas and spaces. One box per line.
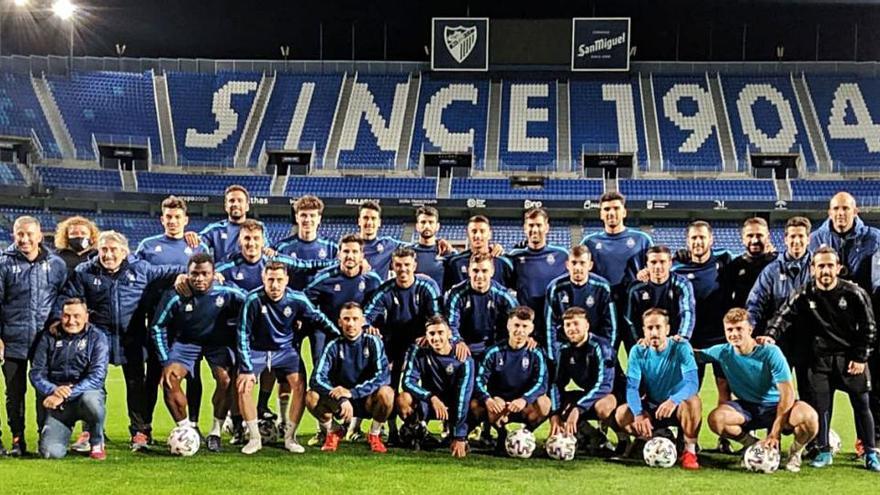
52, 0, 76, 21
13, 0, 29, 7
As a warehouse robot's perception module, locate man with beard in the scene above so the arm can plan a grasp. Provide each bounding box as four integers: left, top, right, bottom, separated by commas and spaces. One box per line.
722, 217, 777, 311
412, 206, 449, 288
624, 246, 695, 344
443, 215, 513, 291
357, 201, 406, 280
188, 185, 251, 263
809, 192, 880, 453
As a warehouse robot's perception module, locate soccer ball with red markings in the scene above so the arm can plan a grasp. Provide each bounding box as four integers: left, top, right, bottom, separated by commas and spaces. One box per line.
505, 428, 536, 459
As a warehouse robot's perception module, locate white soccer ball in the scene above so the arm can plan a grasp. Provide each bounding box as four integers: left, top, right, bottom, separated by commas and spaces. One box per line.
743, 443, 780, 473
643, 437, 677, 468
829, 430, 841, 455
545, 434, 577, 461
258, 419, 281, 444
505, 428, 537, 459
168, 426, 201, 457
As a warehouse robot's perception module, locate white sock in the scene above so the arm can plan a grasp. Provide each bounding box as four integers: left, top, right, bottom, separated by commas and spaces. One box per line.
684, 437, 697, 454
370, 421, 385, 436
177, 419, 191, 428
246, 420, 260, 441
210, 417, 223, 437
278, 394, 291, 424
286, 421, 299, 439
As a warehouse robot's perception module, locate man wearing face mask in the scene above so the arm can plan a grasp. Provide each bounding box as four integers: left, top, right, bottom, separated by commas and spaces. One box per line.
747, 217, 814, 403
53, 216, 99, 277
722, 217, 777, 311
55, 230, 185, 451
809, 192, 880, 451
0, 216, 68, 456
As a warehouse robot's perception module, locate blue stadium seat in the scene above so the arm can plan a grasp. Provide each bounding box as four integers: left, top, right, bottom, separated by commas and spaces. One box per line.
250, 74, 342, 167
37, 166, 122, 192
721, 75, 816, 172
409, 75, 490, 170
569, 76, 648, 171
47, 72, 161, 162
0, 73, 61, 158
807, 75, 880, 172
286, 176, 436, 199
0, 162, 24, 185
619, 179, 777, 202
167, 71, 262, 166
498, 79, 558, 172
336, 74, 410, 170
137, 172, 271, 196
652, 75, 723, 171
790, 179, 880, 206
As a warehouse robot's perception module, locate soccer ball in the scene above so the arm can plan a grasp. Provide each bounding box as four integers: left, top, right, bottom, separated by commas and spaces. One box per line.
505, 428, 537, 459
258, 419, 281, 444
743, 443, 780, 473
168, 426, 201, 457
829, 429, 841, 454
643, 437, 677, 468
545, 434, 577, 461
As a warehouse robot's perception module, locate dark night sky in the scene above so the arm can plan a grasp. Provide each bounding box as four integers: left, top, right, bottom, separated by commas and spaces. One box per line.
2, 0, 879, 61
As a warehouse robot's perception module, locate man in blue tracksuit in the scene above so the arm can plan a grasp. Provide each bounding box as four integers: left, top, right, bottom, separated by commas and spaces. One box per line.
30, 298, 109, 460
505, 207, 569, 350
397, 315, 475, 458
671, 221, 734, 383
545, 245, 616, 358
56, 230, 184, 450
152, 253, 246, 452
272, 195, 338, 290
236, 261, 338, 455
625, 246, 696, 345
0, 216, 67, 456
549, 308, 617, 442
443, 215, 514, 291
809, 192, 880, 445
471, 306, 550, 450
615, 308, 702, 470
445, 252, 519, 365
412, 205, 453, 288
581, 192, 654, 350
134, 195, 210, 433
307, 302, 394, 454
196, 184, 251, 263
747, 217, 813, 401
357, 201, 406, 280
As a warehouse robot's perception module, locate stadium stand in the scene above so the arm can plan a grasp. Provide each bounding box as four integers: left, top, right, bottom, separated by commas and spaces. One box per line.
790, 179, 880, 206
36, 166, 122, 192
0, 73, 61, 158
0, 162, 24, 185
47, 71, 162, 162
619, 179, 777, 202
286, 176, 436, 198
250, 73, 343, 167
652, 75, 724, 171
408, 75, 490, 170
137, 172, 272, 196
498, 78, 558, 172
166, 71, 262, 166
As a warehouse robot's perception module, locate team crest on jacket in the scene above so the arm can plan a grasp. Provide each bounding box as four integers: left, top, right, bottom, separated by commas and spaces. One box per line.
839, 297, 848, 310
445, 363, 455, 375
11, 265, 20, 274
154, 245, 162, 252
626, 238, 636, 248
220, 232, 227, 239
234, 271, 244, 280
363, 346, 370, 358
283, 306, 293, 317
595, 242, 603, 250
546, 254, 556, 265
460, 265, 467, 273
318, 248, 327, 259
184, 247, 193, 255
687, 273, 695, 280
333, 283, 341, 292
77, 338, 87, 351
215, 296, 225, 307
377, 244, 384, 253
521, 357, 530, 369
93, 277, 101, 286
569, 356, 576, 365
561, 293, 570, 304
586, 295, 595, 307
261, 306, 268, 314
358, 280, 366, 292
127, 272, 136, 281
641, 291, 650, 301
185, 303, 194, 312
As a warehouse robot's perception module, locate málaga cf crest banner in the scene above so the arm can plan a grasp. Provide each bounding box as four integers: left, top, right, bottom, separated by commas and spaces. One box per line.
432, 18, 489, 71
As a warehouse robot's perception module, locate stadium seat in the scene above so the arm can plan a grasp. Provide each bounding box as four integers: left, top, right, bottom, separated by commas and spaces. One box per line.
619, 179, 777, 202
286, 176, 436, 199
498, 79, 558, 172
790, 179, 880, 206
137, 172, 272, 196
652, 75, 723, 171
0, 73, 61, 158
37, 166, 122, 192
807, 75, 880, 172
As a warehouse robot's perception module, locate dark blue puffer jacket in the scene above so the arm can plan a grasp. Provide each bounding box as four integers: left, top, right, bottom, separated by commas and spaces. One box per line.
0, 245, 68, 360
29, 323, 109, 400
810, 217, 880, 294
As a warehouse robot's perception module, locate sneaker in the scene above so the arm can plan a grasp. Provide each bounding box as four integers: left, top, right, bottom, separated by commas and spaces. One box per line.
206, 434, 222, 452
258, 408, 277, 421
467, 425, 483, 442
866, 451, 880, 472
680, 450, 700, 470
368, 433, 387, 453
9, 436, 27, 457
284, 436, 305, 454
89, 444, 106, 461
241, 438, 262, 455
230, 427, 246, 446
71, 432, 91, 453
130, 432, 149, 452
785, 452, 802, 473
345, 430, 365, 443
322, 429, 342, 452
308, 430, 326, 447
811, 451, 834, 468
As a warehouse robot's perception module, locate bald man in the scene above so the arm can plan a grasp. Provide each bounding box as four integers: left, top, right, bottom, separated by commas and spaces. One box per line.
810, 191, 880, 453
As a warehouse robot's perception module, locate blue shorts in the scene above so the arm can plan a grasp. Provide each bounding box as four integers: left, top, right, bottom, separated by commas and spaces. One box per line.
726, 400, 779, 432
248, 347, 304, 378
167, 342, 235, 376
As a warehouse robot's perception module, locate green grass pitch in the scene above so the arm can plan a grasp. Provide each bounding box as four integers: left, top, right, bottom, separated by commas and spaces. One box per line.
1, 351, 877, 494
